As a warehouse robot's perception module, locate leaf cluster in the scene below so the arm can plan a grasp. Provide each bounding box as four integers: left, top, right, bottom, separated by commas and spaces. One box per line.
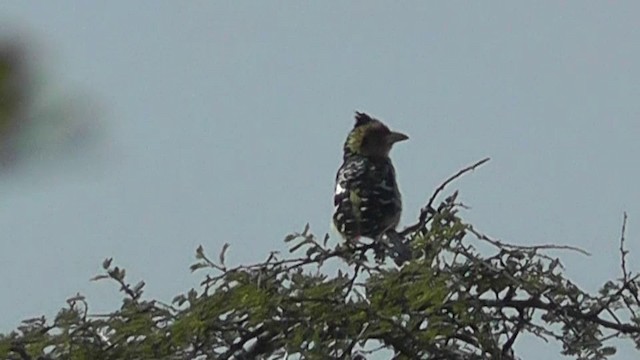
2, 159, 639, 360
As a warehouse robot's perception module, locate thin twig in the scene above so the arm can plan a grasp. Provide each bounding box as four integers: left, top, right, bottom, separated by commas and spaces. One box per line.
501, 309, 524, 358
620, 212, 629, 282
401, 157, 490, 236
468, 226, 591, 256
345, 263, 362, 299
475, 298, 640, 334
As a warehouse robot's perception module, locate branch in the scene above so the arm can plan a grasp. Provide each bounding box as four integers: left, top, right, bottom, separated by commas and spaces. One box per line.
620, 212, 630, 282
476, 298, 640, 335
401, 157, 490, 236
468, 226, 591, 256
501, 309, 525, 357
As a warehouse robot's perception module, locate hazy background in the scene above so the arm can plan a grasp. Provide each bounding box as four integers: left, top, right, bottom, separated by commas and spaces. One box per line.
1, 2, 639, 358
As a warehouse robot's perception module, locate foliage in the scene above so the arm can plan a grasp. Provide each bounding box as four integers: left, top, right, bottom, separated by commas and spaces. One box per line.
1, 159, 639, 360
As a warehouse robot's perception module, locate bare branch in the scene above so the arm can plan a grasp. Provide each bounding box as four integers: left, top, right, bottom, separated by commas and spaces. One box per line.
401, 157, 490, 236
476, 298, 640, 335
468, 226, 591, 256
620, 212, 630, 282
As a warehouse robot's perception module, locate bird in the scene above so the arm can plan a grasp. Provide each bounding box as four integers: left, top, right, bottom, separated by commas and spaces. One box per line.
333, 112, 411, 264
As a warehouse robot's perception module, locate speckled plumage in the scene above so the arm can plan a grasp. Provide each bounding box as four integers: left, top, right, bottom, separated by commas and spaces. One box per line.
333, 154, 402, 239
332, 112, 410, 263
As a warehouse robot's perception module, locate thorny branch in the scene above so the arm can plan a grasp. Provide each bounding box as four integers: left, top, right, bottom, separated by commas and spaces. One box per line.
196, 158, 639, 359
620, 212, 630, 282
5, 158, 639, 360
400, 157, 490, 237
468, 226, 592, 257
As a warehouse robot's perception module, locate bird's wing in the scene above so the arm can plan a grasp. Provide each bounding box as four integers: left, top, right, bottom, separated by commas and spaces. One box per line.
334, 157, 402, 237
334, 156, 367, 207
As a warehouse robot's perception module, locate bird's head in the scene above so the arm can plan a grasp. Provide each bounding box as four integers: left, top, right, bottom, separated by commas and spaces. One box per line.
344, 112, 408, 158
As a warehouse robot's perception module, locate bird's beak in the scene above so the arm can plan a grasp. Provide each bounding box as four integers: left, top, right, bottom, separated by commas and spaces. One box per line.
387, 131, 409, 144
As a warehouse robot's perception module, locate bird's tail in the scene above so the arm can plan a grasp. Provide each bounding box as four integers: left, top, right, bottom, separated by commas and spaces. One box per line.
384, 229, 412, 266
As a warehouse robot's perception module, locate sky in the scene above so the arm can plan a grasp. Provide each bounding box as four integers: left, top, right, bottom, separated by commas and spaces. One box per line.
1, 2, 639, 359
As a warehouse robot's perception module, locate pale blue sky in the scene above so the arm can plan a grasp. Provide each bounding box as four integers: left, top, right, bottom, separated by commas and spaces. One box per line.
1, 2, 639, 358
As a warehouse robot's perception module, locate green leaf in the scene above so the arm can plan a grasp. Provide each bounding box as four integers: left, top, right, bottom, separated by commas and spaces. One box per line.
195, 245, 205, 259
284, 233, 298, 242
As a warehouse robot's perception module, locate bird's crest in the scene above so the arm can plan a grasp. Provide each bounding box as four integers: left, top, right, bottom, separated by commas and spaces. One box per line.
354, 111, 376, 128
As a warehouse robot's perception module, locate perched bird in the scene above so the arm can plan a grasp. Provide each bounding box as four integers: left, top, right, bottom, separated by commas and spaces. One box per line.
333, 112, 411, 264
